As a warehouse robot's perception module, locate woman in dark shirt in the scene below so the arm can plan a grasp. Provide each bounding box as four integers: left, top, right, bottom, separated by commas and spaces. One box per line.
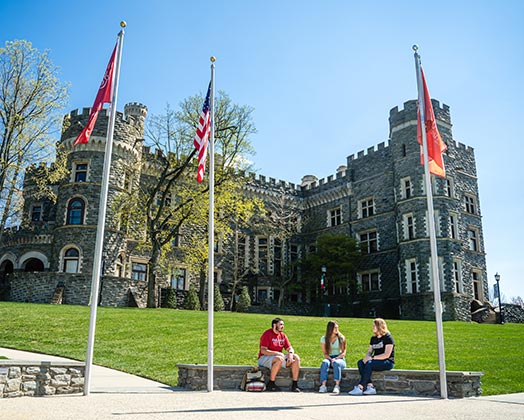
349, 318, 395, 395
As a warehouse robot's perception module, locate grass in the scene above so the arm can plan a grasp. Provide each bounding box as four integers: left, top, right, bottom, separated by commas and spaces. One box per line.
0, 302, 522, 396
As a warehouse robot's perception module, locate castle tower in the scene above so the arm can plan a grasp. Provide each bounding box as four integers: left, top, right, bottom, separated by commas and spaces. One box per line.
389, 100, 487, 320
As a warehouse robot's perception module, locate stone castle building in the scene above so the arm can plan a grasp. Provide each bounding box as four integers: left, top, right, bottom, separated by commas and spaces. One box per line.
0, 99, 488, 321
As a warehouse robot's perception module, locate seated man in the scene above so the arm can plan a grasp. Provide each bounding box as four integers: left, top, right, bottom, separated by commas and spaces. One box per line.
258, 317, 301, 392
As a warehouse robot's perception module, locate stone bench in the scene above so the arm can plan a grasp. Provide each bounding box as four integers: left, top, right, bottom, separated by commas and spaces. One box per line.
0, 360, 85, 398
177, 364, 482, 398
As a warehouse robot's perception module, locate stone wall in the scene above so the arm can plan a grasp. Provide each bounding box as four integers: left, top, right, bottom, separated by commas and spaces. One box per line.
502, 303, 524, 323
177, 364, 482, 398
0, 361, 85, 398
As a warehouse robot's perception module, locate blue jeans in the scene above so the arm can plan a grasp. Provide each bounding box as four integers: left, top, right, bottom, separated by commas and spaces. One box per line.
357, 359, 394, 387
320, 356, 346, 383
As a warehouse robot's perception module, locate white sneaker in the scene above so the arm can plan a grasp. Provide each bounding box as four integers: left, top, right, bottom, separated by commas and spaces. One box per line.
332, 384, 340, 394
363, 385, 377, 395
348, 385, 363, 396
319, 384, 328, 393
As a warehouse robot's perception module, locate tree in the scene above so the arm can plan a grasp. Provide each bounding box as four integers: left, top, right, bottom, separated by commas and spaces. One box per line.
115, 91, 256, 308
301, 233, 361, 306
183, 284, 201, 310
214, 284, 225, 312
255, 186, 302, 307
0, 40, 69, 231
236, 286, 251, 312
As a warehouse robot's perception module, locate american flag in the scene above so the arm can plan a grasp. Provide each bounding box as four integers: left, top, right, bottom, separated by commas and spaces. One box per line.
193, 82, 212, 183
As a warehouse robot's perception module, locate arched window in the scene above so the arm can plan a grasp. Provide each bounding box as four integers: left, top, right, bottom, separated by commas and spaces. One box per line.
67, 198, 85, 225
24, 258, 45, 272
63, 248, 80, 273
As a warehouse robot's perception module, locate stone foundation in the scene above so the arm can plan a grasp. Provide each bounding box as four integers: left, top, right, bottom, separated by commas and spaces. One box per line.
0, 360, 85, 398
177, 364, 482, 398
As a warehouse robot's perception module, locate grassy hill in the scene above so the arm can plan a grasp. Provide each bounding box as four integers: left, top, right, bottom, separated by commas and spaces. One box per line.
0, 302, 522, 396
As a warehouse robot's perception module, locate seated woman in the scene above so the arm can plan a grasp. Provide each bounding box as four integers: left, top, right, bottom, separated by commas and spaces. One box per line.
319, 320, 346, 394
349, 318, 395, 395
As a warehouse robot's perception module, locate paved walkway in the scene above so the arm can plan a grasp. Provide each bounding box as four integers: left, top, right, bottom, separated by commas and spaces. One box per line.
1, 347, 523, 420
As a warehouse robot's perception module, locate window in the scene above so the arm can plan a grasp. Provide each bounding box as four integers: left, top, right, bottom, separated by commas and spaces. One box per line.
131, 262, 147, 281
401, 177, 412, 199
31, 205, 42, 222
73, 163, 88, 182
273, 238, 282, 276
257, 237, 268, 275
238, 235, 246, 271
328, 207, 342, 226
449, 213, 458, 239
63, 248, 79, 273
445, 177, 454, 198
452, 259, 462, 293
67, 198, 85, 225
468, 228, 479, 251
472, 270, 483, 300
360, 271, 380, 292
464, 194, 477, 214
289, 244, 298, 262
402, 144, 407, 157
170, 268, 186, 290
359, 198, 374, 218
115, 255, 124, 277
406, 259, 418, 293
359, 230, 378, 254
403, 213, 415, 240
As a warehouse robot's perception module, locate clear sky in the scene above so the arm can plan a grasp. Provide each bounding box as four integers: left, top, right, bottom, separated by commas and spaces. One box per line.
1, 0, 522, 301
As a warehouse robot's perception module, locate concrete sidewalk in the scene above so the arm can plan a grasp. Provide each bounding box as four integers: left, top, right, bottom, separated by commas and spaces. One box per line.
1, 347, 523, 420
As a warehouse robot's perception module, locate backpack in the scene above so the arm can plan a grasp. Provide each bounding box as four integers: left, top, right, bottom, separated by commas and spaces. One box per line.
240, 367, 266, 391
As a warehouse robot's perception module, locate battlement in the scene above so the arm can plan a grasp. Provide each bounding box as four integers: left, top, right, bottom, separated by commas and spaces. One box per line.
389, 98, 451, 130
347, 140, 390, 164
61, 102, 147, 152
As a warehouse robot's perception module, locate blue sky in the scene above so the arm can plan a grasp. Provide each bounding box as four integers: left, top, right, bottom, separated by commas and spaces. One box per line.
1, 0, 523, 300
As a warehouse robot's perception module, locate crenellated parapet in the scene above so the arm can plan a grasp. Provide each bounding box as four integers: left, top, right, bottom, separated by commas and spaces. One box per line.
389, 99, 451, 136
59, 103, 147, 156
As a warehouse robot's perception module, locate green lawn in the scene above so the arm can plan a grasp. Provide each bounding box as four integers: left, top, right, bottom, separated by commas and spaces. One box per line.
0, 302, 522, 396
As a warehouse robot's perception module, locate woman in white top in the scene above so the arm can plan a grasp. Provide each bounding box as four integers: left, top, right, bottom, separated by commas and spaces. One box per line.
319, 320, 347, 394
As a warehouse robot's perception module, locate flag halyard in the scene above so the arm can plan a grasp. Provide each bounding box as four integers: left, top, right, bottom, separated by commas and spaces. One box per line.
417, 68, 447, 177
73, 45, 117, 146
193, 82, 212, 183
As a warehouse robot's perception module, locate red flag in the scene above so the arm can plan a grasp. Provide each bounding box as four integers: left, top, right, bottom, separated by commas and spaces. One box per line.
193, 83, 211, 183
73, 45, 117, 146
417, 68, 447, 177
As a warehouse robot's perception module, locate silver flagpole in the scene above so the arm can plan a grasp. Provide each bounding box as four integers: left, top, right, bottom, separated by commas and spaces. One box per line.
413, 45, 447, 399
84, 22, 126, 396
207, 56, 216, 392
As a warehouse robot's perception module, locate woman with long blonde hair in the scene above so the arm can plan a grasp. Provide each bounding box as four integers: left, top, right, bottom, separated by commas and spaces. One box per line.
348, 318, 395, 396
318, 320, 346, 394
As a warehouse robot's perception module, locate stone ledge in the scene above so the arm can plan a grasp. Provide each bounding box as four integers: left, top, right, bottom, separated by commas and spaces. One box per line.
0, 360, 85, 398
177, 364, 482, 398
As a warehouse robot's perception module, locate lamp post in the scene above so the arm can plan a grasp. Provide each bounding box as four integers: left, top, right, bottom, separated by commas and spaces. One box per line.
321, 265, 328, 317
495, 273, 504, 324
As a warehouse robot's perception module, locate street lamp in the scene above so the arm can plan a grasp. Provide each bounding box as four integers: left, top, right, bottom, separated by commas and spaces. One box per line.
495, 273, 504, 324
321, 265, 329, 317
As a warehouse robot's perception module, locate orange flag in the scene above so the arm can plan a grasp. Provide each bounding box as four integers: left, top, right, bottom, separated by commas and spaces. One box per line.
73, 45, 116, 145
417, 68, 447, 177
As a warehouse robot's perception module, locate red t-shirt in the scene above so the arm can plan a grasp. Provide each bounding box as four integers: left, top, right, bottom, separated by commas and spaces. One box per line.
258, 328, 291, 358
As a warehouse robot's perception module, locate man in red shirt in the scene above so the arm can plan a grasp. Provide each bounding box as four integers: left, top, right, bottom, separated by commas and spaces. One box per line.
258, 317, 301, 392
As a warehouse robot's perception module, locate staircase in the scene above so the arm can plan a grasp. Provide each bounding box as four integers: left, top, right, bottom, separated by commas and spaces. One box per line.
50, 285, 65, 304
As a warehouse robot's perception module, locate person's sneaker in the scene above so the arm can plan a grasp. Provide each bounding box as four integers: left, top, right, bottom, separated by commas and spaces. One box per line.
348, 385, 363, 396
363, 385, 377, 395
332, 384, 340, 394
291, 384, 302, 392
319, 384, 328, 393
267, 382, 281, 392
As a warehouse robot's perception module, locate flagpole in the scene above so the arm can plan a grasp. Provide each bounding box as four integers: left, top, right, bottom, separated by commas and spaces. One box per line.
207, 56, 216, 392
84, 22, 126, 396
413, 44, 447, 399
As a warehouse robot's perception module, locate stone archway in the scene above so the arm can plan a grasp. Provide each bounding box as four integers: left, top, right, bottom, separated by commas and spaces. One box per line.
23, 258, 45, 272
